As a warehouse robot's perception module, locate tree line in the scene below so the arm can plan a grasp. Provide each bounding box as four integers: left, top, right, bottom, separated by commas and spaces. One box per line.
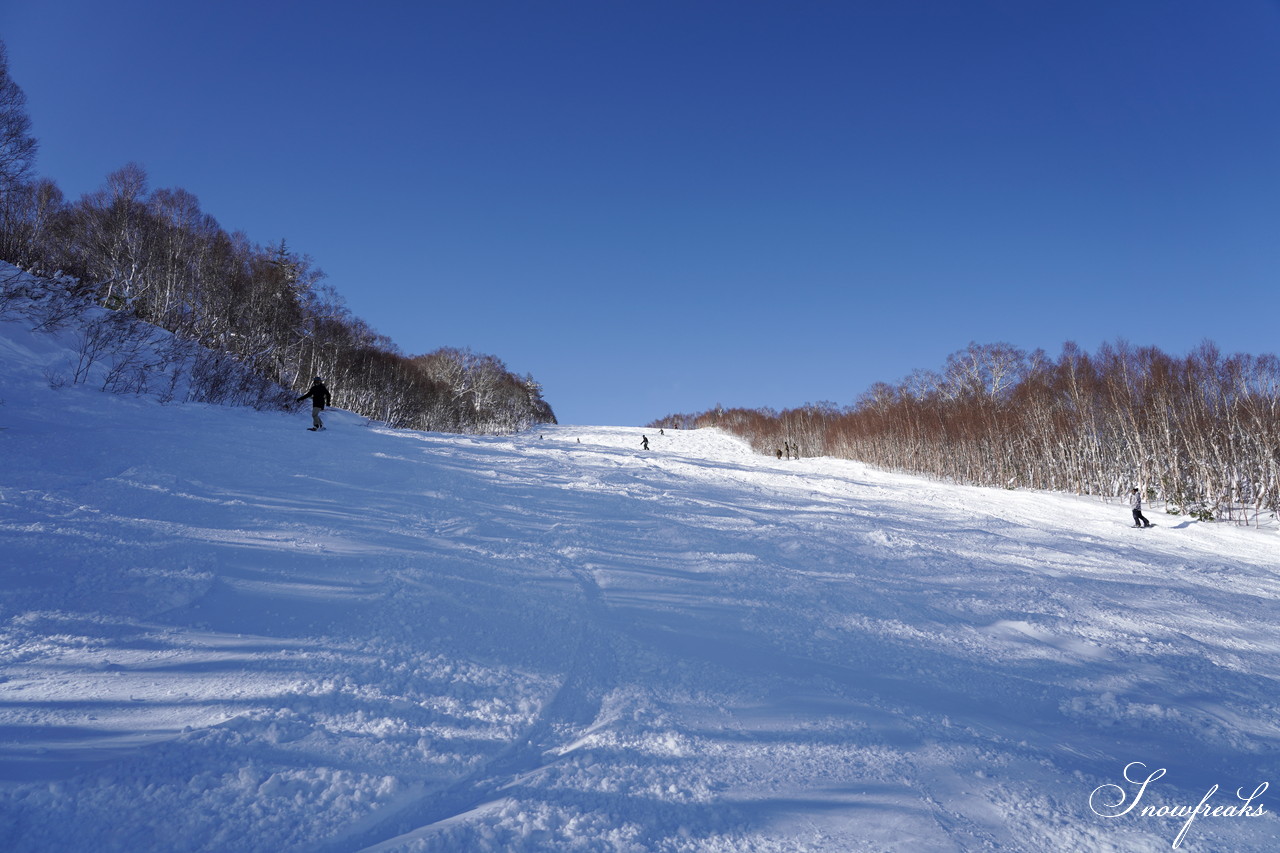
652, 340, 1280, 524
0, 41, 554, 434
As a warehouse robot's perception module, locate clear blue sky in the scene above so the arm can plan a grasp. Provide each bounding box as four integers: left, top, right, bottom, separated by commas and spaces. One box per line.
5, 1, 1279, 426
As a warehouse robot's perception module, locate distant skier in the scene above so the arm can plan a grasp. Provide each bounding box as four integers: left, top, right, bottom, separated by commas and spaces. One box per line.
641, 435, 650, 451
297, 376, 331, 431
1129, 488, 1151, 528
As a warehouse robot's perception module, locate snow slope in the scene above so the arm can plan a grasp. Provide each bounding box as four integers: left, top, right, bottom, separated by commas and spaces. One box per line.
1, 310, 1277, 852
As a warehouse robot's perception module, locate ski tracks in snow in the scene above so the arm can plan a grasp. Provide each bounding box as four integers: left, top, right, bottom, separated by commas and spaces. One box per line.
316, 439, 624, 853
327, 548, 617, 853
331, 424, 1280, 852
3, 396, 1279, 852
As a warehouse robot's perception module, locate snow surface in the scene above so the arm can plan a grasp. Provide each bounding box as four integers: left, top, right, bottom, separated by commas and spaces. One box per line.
1, 305, 1278, 852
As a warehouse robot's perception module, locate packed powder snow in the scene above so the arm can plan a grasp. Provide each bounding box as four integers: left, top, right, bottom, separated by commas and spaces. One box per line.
0, 304, 1277, 851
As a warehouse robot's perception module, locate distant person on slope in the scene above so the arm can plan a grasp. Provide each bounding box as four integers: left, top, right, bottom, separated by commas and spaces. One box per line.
1129, 488, 1151, 528
297, 377, 331, 432
641, 435, 650, 451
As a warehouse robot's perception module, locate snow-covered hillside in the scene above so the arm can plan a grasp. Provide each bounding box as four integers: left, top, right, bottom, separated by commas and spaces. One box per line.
1, 310, 1277, 852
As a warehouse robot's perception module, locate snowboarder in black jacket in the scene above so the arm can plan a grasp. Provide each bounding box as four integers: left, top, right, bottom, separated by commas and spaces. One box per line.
298, 377, 331, 431
1129, 488, 1151, 528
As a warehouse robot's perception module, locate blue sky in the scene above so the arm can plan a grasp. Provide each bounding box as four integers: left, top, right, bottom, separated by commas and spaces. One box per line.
5, 1, 1279, 426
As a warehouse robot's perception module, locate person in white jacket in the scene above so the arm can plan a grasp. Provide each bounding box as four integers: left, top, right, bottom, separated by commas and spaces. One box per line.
1129, 488, 1151, 528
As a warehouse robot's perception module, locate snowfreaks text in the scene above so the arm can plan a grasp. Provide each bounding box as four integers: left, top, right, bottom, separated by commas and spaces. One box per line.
1089, 761, 1269, 848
